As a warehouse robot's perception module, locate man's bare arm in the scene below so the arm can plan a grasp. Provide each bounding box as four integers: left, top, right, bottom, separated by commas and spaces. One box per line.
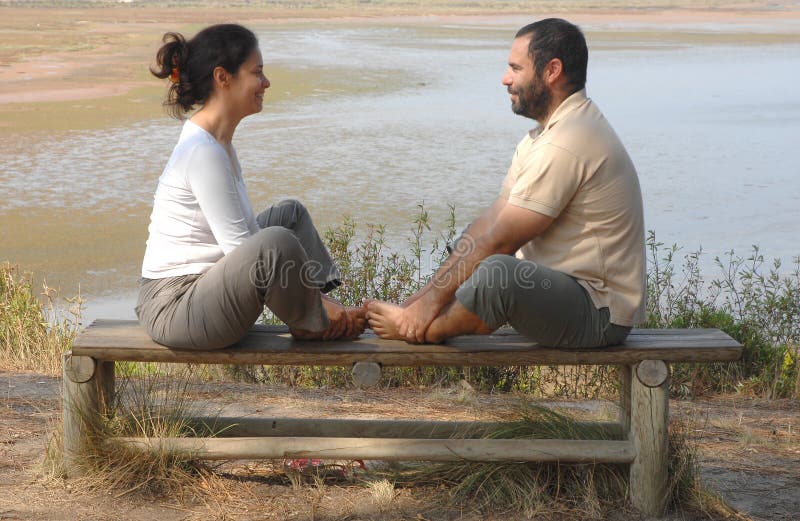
401, 198, 506, 308
399, 199, 554, 342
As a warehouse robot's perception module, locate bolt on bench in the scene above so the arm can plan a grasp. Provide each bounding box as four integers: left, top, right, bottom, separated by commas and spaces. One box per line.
65, 319, 742, 518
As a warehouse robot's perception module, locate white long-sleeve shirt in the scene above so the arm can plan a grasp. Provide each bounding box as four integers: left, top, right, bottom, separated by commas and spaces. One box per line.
141, 120, 260, 278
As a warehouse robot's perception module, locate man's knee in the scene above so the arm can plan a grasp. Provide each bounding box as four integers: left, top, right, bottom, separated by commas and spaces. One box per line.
472, 254, 518, 291
454, 254, 519, 330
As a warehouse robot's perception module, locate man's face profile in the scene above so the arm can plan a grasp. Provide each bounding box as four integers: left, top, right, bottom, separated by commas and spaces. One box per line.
503, 35, 552, 122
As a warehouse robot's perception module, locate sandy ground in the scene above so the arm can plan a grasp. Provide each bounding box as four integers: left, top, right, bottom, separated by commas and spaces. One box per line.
1, 370, 799, 520
2, 2, 800, 124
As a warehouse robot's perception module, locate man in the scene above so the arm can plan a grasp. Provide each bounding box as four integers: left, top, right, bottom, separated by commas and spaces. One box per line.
367, 18, 645, 347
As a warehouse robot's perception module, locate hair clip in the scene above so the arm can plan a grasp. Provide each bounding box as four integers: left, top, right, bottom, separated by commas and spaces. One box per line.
170, 67, 180, 84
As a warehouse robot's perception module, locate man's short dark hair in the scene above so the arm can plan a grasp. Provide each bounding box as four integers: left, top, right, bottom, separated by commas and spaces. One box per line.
516, 18, 588, 93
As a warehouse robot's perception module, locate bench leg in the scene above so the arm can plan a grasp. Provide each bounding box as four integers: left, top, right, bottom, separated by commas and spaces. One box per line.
62, 352, 115, 477
628, 361, 670, 518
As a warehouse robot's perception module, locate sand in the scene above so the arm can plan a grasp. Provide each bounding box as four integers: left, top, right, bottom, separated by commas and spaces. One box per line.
2, 1, 800, 134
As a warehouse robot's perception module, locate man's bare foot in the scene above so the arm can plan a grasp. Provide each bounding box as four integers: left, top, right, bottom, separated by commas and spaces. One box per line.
366, 298, 494, 344
365, 300, 407, 341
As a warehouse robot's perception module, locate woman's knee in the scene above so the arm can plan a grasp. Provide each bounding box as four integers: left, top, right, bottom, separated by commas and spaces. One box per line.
253, 226, 300, 250
278, 198, 308, 223
257, 199, 310, 229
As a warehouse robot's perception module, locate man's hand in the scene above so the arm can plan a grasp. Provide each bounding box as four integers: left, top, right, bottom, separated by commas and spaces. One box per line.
400, 286, 428, 308
395, 292, 444, 343
383, 198, 553, 344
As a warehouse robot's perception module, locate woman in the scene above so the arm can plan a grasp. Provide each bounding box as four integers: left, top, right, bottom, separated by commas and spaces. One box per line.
136, 24, 364, 349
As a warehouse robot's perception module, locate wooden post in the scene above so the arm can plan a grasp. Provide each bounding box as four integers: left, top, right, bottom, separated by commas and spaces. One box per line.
62, 352, 114, 477
629, 360, 669, 518
352, 362, 381, 388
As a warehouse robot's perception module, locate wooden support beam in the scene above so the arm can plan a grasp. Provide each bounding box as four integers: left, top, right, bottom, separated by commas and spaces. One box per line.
636, 360, 670, 388
351, 362, 381, 388
629, 360, 669, 518
62, 352, 115, 477
183, 416, 624, 440
111, 436, 636, 463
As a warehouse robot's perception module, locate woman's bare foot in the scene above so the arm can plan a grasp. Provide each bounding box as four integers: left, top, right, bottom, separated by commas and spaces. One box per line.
288, 327, 324, 340
323, 295, 367, 339
290, 295, 366, 341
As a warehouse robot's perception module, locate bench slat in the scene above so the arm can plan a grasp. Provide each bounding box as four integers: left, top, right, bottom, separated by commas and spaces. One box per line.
72, 319, 743, 365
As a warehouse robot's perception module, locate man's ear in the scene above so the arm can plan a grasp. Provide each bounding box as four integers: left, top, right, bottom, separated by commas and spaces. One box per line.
543, 58, 564, 86
212, 66, 230, 88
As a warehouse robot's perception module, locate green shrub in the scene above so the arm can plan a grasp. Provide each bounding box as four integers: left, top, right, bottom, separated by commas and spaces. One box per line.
646, 233, 800, 398
239, 210, 800, 399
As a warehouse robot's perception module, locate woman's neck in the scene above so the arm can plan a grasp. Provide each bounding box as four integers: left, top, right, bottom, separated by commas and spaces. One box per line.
190, 102, 241, 145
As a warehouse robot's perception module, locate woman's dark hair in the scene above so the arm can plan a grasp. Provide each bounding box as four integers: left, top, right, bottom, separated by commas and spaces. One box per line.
516, 18, 588, 94
151, 24, 258, 119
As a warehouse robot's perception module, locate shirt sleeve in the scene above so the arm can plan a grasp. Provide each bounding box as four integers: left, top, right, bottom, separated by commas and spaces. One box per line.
186, 143, 253, 255
507, 143, 583, 218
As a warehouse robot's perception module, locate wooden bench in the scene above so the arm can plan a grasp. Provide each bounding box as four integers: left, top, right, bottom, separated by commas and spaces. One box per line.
65, 319, 742, 518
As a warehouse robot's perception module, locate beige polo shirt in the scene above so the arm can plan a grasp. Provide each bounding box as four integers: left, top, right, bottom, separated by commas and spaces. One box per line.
500, 89, 646, 327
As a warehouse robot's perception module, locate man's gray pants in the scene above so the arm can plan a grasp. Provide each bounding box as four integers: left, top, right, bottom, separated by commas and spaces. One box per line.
136, 200, 340, 350
455, 254, 631, 348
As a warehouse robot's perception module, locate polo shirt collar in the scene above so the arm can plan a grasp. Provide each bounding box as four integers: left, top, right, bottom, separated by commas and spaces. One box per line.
530, 88, 588, 138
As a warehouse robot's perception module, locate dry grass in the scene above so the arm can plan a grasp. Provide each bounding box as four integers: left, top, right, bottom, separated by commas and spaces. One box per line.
367, 479, 398, 512
45, 364, 235, 507
380, 402, 745, 519
388, 403, 629, 517
0, 263, 80, 375
426, 379, 480, 408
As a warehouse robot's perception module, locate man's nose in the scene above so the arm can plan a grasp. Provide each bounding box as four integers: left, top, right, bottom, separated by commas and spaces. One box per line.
501, 69, 512, 86
263, 76, 271, 89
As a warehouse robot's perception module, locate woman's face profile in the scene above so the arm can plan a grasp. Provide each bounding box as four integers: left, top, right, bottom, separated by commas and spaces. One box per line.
228, 48, 270, 118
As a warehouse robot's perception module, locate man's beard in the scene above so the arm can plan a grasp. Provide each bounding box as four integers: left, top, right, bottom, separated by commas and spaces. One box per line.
510, 72, 551, 122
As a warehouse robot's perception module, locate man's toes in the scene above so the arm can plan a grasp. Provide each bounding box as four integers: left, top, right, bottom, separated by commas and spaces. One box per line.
372, 326, 387, 336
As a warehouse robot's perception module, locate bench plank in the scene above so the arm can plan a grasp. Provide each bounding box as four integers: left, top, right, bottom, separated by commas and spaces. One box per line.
73, 319, 743, 366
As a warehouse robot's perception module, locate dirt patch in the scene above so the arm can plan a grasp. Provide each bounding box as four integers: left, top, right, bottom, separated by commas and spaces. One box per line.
672, 397, 800, 521
1, 370, 798, 520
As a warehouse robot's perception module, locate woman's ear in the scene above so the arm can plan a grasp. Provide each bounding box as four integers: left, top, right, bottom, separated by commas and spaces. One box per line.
212, 66, 230, 88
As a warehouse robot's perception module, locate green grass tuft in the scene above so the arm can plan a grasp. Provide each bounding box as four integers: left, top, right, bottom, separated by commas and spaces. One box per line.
0, 262, 80, 375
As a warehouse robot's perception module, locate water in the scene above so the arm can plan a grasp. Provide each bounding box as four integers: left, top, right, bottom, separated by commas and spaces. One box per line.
2, 19, 799, 323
